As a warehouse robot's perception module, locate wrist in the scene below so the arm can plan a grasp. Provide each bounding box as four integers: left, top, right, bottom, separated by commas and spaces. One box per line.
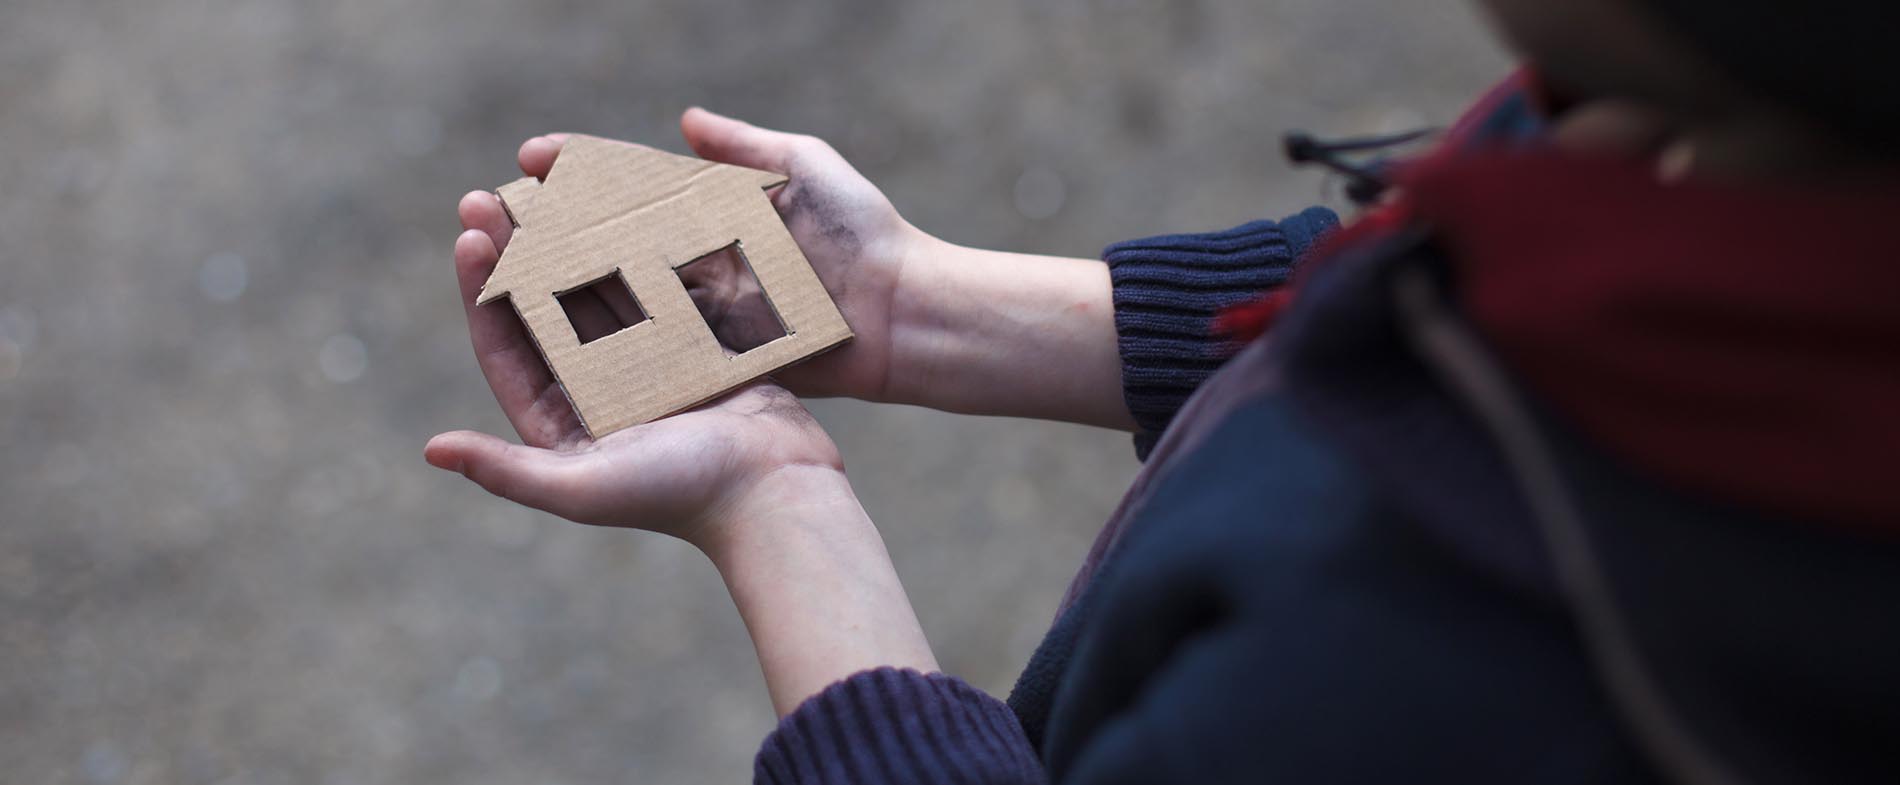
698, 463, 938, 716
878, 239, 1136, 429
878, 235, 989, 409
697, 462, 862, 562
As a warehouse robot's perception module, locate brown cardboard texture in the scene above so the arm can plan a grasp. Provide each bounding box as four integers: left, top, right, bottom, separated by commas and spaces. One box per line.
477, 135, 853, 438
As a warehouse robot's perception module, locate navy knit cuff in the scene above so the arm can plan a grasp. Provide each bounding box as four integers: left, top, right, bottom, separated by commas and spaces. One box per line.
1106, 206, 1339, 458
755, 667, 1045, 785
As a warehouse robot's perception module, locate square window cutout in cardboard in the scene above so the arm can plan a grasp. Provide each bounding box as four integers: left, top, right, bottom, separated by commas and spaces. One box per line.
477, 135, 853, 439
557, 269, 648, 345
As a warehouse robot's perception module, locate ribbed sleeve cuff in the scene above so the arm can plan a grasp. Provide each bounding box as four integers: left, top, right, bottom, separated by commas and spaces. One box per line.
1105, 206, 1339, 457
755, 667, 1045, 785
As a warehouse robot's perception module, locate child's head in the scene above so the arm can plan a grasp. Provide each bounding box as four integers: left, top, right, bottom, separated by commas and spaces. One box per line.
1475, 0, 1895, 171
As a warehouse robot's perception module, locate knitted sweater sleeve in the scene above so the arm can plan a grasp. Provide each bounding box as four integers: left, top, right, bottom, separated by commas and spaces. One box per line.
1105, 206, 1339, 457
754, 667, 1046, 785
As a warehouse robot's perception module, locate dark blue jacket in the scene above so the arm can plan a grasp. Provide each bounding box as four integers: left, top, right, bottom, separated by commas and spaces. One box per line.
751, 80, 1900, 785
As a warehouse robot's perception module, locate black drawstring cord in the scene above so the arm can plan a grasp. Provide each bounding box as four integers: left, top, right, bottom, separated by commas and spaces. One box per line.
1283, 128, 1438, 205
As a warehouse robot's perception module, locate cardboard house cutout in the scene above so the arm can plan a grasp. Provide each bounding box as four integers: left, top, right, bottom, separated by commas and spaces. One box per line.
477, 135, 852, 438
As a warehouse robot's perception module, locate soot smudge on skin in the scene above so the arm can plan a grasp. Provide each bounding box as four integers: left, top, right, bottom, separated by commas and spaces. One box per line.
779, 180, 865, 267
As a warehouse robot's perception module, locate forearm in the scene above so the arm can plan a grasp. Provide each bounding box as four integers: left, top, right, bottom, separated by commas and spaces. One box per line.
702, 464, 938, 717
885, 236, 1136, 431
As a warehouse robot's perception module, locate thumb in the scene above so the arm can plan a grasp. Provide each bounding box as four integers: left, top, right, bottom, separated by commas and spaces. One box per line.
425, 430, 592, 520
680, 106, 797, 173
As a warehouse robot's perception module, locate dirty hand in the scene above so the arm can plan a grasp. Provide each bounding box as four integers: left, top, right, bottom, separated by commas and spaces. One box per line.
668, 108, 1131, 430
462, 109, 1132, 441
431, 200, 938, 715
426, 202, 845, 552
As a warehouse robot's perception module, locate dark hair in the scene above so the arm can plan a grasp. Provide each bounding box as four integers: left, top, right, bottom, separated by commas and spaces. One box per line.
1641, 0, 1898, 154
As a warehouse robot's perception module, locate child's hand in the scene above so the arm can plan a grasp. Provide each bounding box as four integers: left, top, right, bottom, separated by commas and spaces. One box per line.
467, 109, 1133, 444
668, 108, 1131, 430
426, 209, 844, 551
432, 197, 939, 714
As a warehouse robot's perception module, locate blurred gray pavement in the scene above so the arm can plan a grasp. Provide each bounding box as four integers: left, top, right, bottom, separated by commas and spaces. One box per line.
0, 1, 1507, 782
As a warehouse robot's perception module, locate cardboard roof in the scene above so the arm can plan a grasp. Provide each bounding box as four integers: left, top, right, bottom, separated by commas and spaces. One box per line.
478, 139, 786, 305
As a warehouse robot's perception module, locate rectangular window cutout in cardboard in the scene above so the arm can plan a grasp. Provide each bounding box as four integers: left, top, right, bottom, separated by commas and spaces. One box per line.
557, 270, 649, 345
676, 242, 790, 355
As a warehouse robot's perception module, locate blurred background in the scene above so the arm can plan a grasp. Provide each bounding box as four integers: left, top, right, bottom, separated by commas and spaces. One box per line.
0, 1, 1507, 782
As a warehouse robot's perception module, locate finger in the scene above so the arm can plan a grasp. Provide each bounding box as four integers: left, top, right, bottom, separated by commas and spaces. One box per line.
453, 229, 575, 446
519, 134, 571, 180
425, 430, 595, 520
680, 107, 799, 173
458, 190, 514, 251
